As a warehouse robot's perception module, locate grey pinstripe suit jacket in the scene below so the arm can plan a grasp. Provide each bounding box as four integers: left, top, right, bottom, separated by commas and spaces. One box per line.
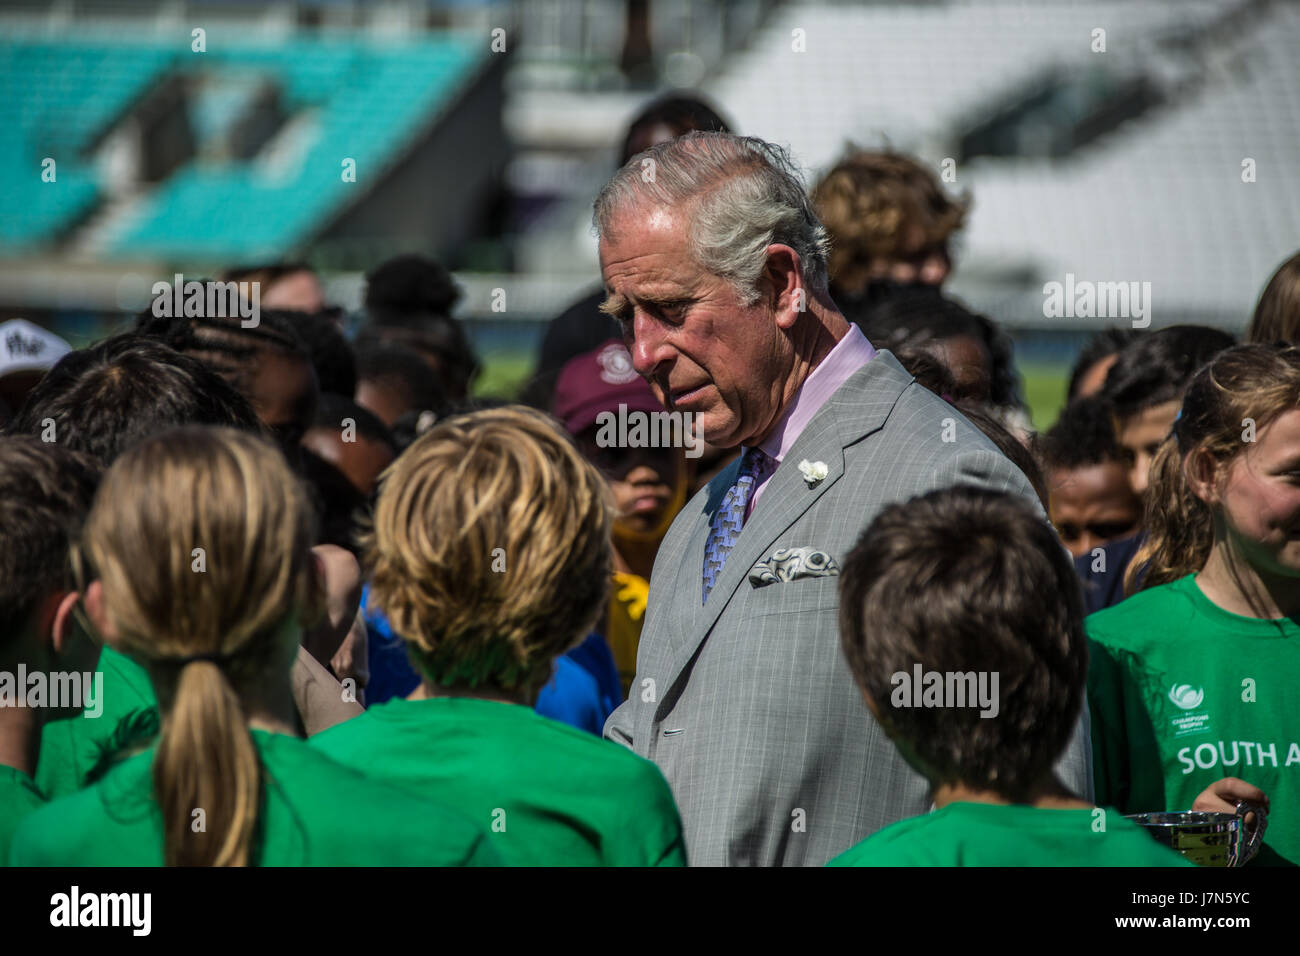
603, 349, 1094, 866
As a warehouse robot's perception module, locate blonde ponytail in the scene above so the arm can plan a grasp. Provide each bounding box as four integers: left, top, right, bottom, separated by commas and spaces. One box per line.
153, 660, 262, 866
78, 426, 315, 867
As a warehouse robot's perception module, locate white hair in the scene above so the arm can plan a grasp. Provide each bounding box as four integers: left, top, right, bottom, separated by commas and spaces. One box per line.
592, 132, 831, 304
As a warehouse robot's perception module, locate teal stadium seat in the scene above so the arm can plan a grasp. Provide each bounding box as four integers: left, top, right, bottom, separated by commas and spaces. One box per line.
0, 39, 170, 250
0, 33, 483, 258
110, 36, 484, 261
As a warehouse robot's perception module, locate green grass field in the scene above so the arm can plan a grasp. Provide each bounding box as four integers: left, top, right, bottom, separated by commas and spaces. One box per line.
476, 351, 1073, 434
472, 351, 535, 401
1021, 361, 1070, 432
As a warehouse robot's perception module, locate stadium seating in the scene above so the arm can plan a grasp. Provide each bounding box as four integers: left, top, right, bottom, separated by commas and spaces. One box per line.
0, 32, 485, 259
699, 0, 1298, 325
112, 37, 485, 261
0, 39, 171, 249
960, 1, 1300, 324
707, 1, 1228, 171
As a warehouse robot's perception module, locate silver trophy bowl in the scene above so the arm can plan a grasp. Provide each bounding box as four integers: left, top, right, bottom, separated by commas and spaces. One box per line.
1127, 801, 1267, 867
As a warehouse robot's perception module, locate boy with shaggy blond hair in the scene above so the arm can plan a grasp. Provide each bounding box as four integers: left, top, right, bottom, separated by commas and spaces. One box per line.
313, 405, 685, 866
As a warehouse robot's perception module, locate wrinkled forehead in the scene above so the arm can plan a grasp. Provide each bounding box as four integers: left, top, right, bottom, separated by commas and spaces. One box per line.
599, 205, 696, 282
599, 197, 689, 248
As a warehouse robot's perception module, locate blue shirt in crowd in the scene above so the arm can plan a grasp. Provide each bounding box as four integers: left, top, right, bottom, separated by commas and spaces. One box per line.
361, 585, 622, 734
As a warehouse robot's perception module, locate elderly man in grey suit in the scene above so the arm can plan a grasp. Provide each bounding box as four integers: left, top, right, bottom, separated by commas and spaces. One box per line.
597, 132, 1092, 866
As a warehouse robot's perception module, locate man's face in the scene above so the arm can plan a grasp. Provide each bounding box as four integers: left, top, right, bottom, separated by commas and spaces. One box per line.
1047, 462, 1143, 558
599, 206, 791, 447
1116, 399, 1181, 497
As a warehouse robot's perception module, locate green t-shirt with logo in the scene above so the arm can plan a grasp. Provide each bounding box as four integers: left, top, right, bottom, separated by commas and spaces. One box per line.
0, 766, 46, 867
827, 801, 1194, 866
311, 695, 686, 866
1087, 574, 1300, 867
35, 645, 157, 800
10, 729, 500, 866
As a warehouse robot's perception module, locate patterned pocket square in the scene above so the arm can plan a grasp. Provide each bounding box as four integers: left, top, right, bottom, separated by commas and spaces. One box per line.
748, 547, 840, 587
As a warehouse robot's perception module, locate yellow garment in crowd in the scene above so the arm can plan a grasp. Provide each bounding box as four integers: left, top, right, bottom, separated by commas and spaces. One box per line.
605, 468, 686, 696
607, 571, 649, 696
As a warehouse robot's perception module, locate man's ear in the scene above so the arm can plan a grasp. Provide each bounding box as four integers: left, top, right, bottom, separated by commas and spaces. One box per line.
82, 580, 119, 647
49, 590, 82, 655
763, 244, 805, 329
1184, 446, 1221, 506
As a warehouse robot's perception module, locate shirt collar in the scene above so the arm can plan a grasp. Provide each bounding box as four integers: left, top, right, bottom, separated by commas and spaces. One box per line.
758, 323, 877, 463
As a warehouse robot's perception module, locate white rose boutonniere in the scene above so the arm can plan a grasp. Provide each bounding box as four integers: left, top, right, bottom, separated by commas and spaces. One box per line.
797, 459, 828, 486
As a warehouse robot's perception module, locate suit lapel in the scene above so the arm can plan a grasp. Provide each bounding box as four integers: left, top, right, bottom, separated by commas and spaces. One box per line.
660, 350, 916, 691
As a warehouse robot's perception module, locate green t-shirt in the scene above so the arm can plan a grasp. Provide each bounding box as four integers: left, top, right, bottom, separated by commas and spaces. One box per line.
35, 645, 157, 800
827, 801, 1194, 866
10, 729, 499, 866
311, 696, 686, 866
1087, 573, 1300, 867
0, 766, 46, 867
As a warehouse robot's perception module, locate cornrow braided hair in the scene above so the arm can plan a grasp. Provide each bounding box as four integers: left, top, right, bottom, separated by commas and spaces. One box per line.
136, 296, 309, 395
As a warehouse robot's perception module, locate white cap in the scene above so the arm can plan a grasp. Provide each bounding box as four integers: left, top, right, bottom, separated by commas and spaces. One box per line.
0, 318, 72, 379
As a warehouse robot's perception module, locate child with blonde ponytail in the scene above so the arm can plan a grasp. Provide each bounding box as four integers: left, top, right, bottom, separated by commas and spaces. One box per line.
1089, 344, 1300, 866
11, 427, 497, 866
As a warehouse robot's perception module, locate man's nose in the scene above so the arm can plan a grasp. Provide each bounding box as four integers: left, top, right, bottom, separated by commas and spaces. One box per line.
629, 311, 670, 377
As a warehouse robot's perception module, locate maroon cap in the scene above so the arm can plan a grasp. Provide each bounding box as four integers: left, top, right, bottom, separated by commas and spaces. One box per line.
553, 339, 665, 435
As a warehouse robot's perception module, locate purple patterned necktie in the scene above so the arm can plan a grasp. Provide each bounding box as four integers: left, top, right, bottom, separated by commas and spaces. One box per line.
702, 447, 777, 603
